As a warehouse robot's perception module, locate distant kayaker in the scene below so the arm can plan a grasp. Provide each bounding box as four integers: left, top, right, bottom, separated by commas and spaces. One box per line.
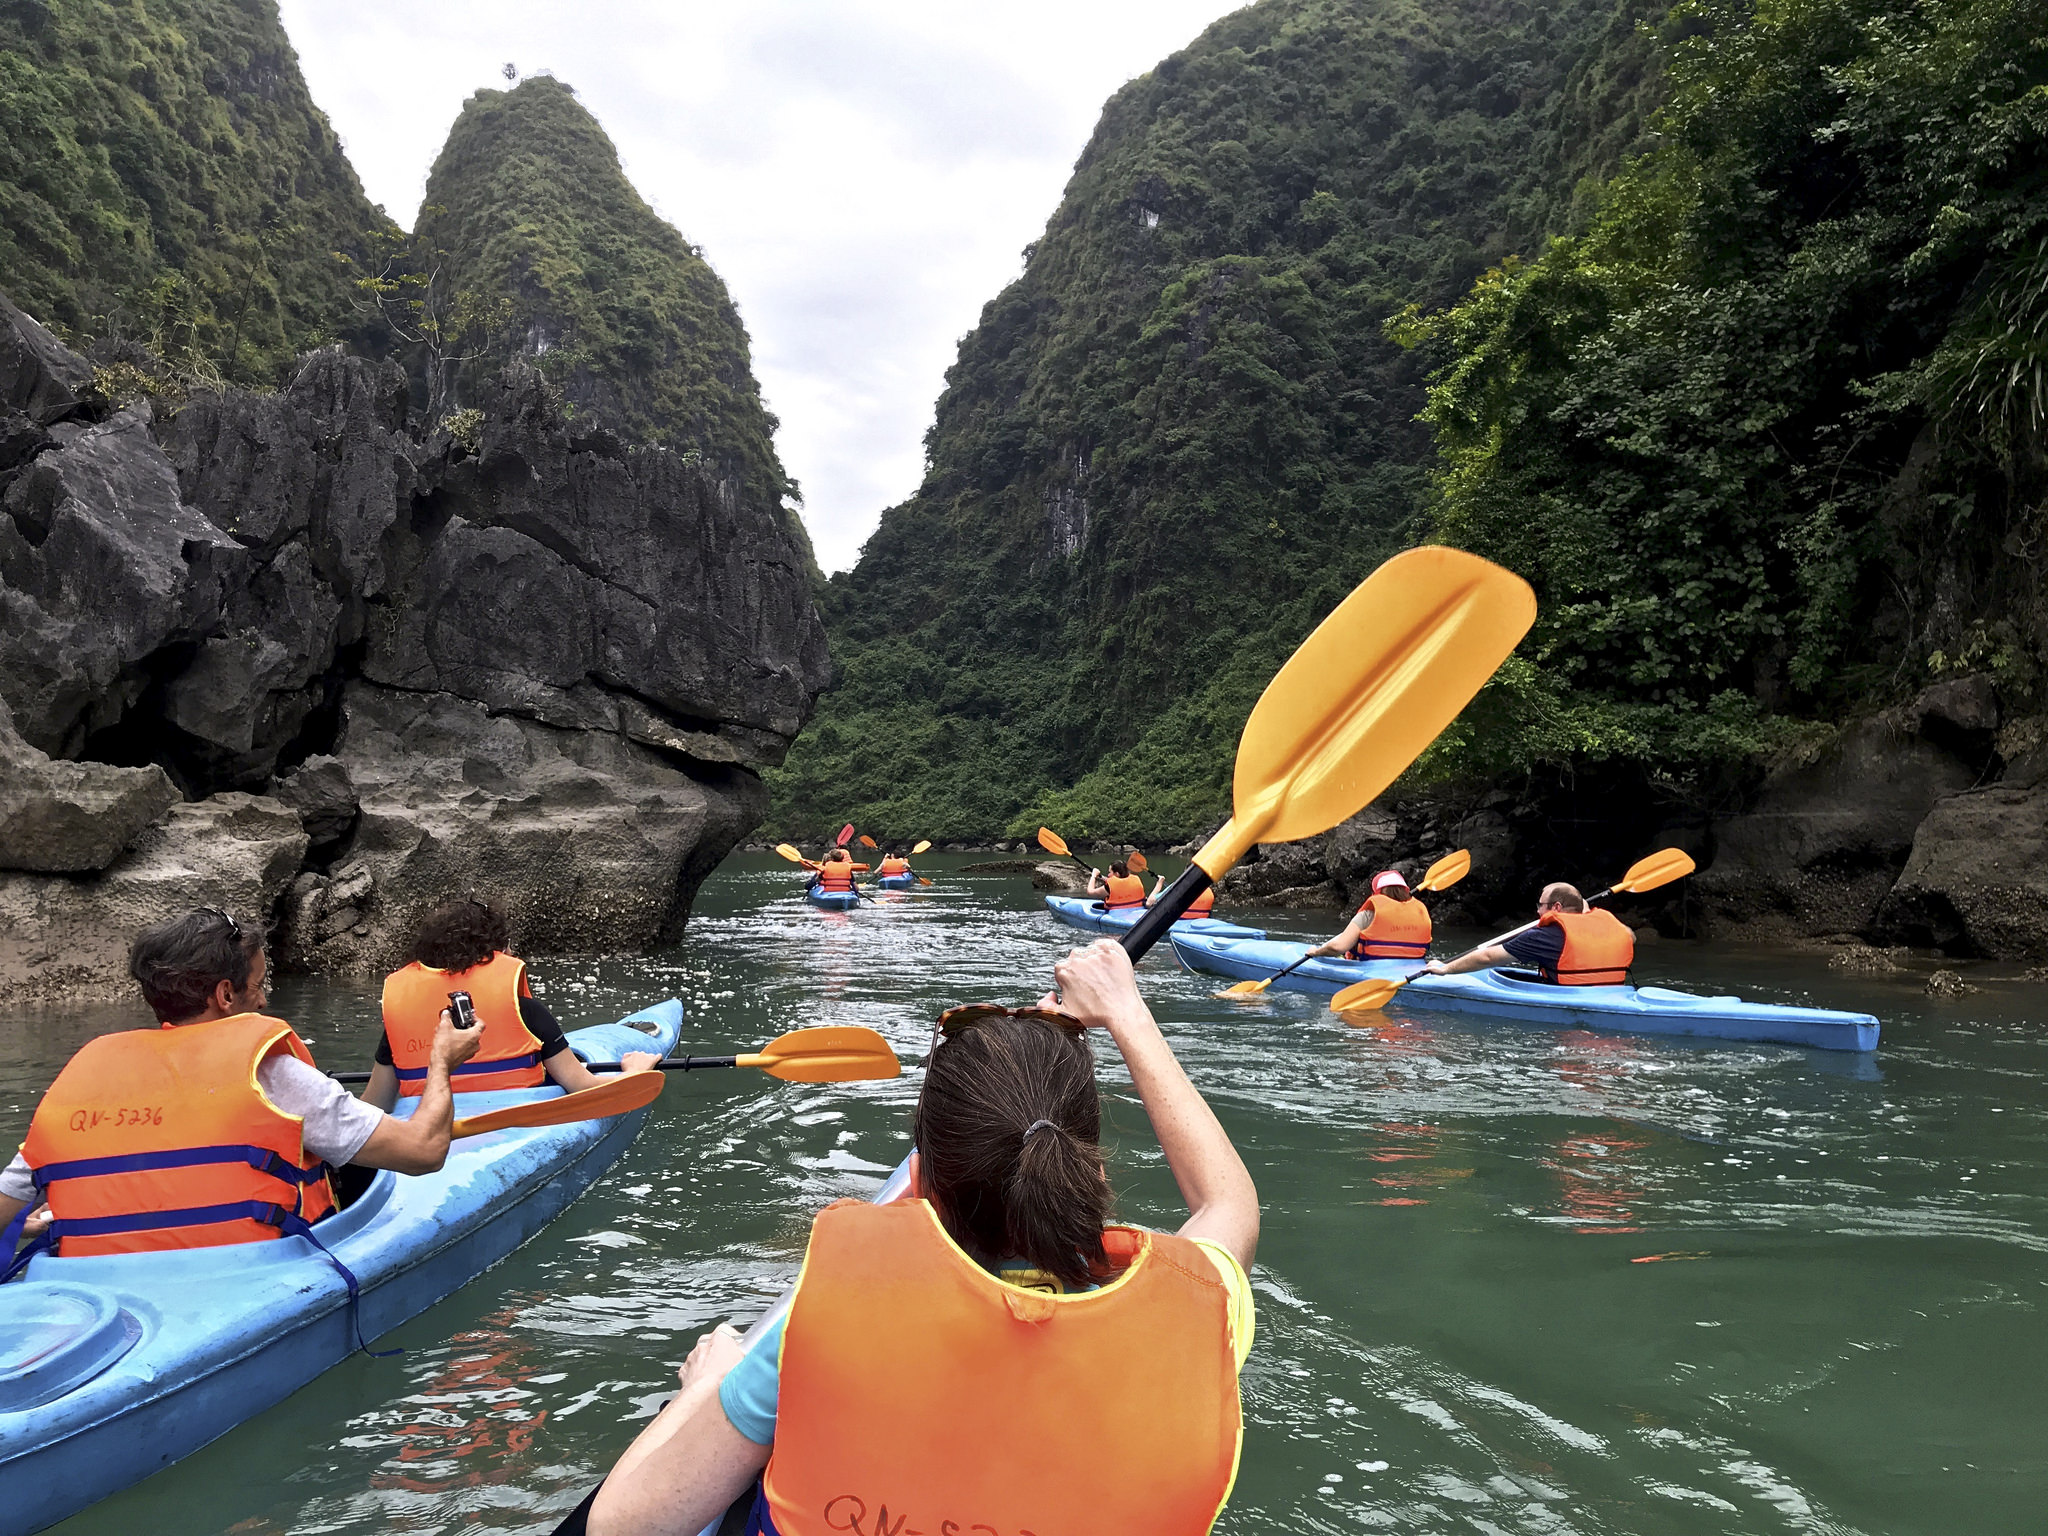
1088, 859, 1147, 910
580, 939, 1258, 1536
1425, 882, 1635, 985
365, 897, 659, 1108
1145, 868, 1217, 918
0, 907, 484, 1268
810, 848, 860, 896
1307, 869, 1433, 960
877, 851, 913, 879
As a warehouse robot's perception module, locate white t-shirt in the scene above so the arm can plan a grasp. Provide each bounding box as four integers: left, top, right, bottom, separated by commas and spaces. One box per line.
2, 1052, 385, 1204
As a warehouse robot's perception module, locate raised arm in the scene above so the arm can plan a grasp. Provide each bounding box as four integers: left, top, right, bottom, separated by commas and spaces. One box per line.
1050, 941, 1258, 1270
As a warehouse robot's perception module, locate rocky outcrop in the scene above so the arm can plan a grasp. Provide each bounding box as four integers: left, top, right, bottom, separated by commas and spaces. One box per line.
0, 795, 308, 1004
0, 293, 828, 1004
1879, 748, 2048, 960
1694, 712, 1980, 941
0, 696, 179, 873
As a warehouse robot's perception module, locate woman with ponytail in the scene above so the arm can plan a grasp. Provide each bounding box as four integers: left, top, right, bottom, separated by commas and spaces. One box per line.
584, 940, 1259, 1536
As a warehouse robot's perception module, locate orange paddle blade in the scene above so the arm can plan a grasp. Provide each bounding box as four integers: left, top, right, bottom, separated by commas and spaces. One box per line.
859, 835, 878, 849
1615, 847, 1695, 893
1419, 848, 1471, 892
1036, 827, 1071, 858
1330, 977, 1404, 1015
1192, 548, 1536, 878
1127, 850, 1149, 873
452, 1072, 664, 1137
737, 1026, 901, 1083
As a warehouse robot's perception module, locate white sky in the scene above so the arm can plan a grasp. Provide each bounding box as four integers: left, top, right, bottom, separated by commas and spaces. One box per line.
275, 1, 1244, 572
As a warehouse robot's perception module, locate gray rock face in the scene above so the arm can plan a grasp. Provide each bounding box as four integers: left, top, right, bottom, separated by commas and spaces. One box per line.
0, 795, 308, 1004
1697, 712, 1979, 940
1880, 751, 2048, 959
0, 695, 179, 873
0, 293, 829, 1001
276, 684, 761, 973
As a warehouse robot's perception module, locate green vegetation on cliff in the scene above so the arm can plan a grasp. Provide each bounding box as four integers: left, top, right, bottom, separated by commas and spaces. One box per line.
1405, 0, 2048, 776
0, 0, 384, 380
769, 0, 1662, 841
411, 78, 800, 542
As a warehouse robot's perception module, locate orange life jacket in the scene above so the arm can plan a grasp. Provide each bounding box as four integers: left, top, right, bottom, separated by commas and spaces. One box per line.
1102, 873, 1147, 909
1351, 893, 1433, 959
1178, 885, 1217, 918
381, 952, 545, 1094
761, 1199, 1242, 1536
1540, 907, 1636, 985
21, 1013, 336, 1256
879, 857, 910, 876
815, 860, 857, 892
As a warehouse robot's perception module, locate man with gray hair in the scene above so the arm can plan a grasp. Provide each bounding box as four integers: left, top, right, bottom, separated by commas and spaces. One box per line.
1425, 881, 1636, 986
1, 907, 481, 1268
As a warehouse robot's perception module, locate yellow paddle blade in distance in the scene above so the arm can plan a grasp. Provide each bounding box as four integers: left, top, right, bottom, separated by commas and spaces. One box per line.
1036, 826, 1071, 858
1216, 978, 1272, 997
452, 1071, 664, 1137
1329, 977, 1403, 1015
774, 843, 807, 864
1615, 847, 1696, 893
1196, 548, 1535, 878
1419, 848, 1471, 892
912, 840, 932, 855
739, 1026, 901, 1083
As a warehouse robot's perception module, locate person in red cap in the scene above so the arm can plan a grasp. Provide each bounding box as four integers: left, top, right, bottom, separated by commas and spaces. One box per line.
1307, 869, 1434, 961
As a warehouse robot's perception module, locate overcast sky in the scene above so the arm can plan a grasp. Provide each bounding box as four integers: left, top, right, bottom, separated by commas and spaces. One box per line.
274, 1, 1242, 572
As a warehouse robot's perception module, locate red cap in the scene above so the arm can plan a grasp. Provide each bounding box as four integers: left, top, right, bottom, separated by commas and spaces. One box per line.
1371, 869, 1409, 893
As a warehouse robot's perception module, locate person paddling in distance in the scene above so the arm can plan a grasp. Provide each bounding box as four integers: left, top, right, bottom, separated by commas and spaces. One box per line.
1424, 881, 1635, 985
808, 847, 861, 898
1087, 858, 1147, 911
364, 897, 658, 1109
0, 908, 484, 1269
1306, 868, 1433, 960
1145, 865, 1219, 918
579, 939, 1259, 1536
876, 848, 914, 881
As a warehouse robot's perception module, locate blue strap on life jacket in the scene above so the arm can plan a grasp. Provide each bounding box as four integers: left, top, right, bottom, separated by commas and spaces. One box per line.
743, 1483, 779, 1536
394, 1051, 543, 1084
30, 1142, 331, 1188
0, 1205, 43, 1284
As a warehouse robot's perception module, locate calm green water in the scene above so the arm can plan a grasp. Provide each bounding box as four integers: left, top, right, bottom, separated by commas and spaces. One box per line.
7, 853, 2047, 1536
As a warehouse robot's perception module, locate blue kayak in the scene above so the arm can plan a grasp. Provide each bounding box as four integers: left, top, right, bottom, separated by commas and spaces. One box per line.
1169, 934, 1880, 1053
876, 874, 917, 890
1044, 895, 1264, 941
806, 885, 861, 909
0, 1001, 684, 1534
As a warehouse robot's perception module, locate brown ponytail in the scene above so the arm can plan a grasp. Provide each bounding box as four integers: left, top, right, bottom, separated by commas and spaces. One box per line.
913, 1015, 1110, 1289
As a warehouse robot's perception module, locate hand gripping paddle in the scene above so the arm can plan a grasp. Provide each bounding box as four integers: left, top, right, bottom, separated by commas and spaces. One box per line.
1215, 846, 1473, 997
1120, 547, 1536, 962
1326, 847, 1695, 1015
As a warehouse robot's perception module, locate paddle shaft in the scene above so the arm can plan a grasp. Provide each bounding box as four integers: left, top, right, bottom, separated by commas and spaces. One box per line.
1120, 864, 1213, 961
329, 1052, 751, 1085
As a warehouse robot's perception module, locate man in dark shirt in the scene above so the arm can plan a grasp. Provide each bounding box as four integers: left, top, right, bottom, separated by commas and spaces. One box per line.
1425, 882, 1581, 980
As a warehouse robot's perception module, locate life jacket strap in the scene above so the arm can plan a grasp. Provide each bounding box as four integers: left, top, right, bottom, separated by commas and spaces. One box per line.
0, 1206, 45, 1284
1351, 940, 1432, 958
743, 1483, 779, 1536
274, 1212, 401, 1359
30, 1142, 330, 1189
394, 1051, 543, 1083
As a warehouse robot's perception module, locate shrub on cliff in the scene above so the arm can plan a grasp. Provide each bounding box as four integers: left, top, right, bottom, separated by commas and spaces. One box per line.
0, 0, 386, 381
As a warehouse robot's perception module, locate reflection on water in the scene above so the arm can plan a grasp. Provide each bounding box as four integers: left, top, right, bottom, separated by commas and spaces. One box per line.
6, 854, 2047, 1536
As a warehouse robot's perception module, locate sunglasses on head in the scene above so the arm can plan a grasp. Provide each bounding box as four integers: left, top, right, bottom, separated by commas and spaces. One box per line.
199, 905, 242, 940
933, 1002, 1086, 1039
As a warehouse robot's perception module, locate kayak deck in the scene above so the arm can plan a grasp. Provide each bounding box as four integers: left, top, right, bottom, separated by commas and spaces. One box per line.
806, 886, 861, 909
0, 1001, 684, 1536
1171, 934, 1879, 1052
1044, 895, 1264, 941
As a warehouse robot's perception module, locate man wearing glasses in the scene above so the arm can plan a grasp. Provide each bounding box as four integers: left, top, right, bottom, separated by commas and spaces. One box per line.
0, 907, 482, 1266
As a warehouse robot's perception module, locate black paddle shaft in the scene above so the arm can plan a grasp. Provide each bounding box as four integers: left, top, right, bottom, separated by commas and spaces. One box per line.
1119, 864, 1214, 962
328, 1055, 736, 1085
